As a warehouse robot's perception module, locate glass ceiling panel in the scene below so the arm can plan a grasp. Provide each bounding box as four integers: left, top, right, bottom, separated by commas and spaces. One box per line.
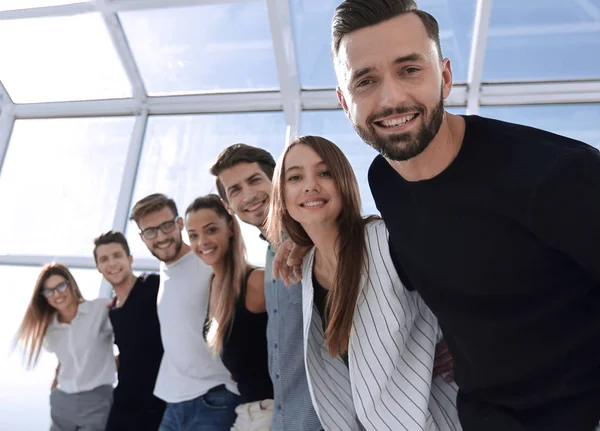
0, 117, 135, 256
290, 0, 476, 89
483, 0, 600, 81
119, 1, 279, 96
0, 13, 131, 103
0, 0, 86, 11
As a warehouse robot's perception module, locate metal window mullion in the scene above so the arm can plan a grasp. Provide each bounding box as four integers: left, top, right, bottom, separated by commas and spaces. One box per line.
0, 254, 159, 270
466, 0, 492, 115
12, 92, 283, 118
107, 0, 253, 14
0, 103, 15, 175
0, 3, 94, 20
0, 255, 97, 268
0, 0, 253, 20
94, 0, 147, 103
111, 110, 148, 233
265, 0, 301, 145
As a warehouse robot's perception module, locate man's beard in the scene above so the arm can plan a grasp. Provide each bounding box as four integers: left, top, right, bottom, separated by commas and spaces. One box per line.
353, 92, 445, 162
151, 236, 183, 263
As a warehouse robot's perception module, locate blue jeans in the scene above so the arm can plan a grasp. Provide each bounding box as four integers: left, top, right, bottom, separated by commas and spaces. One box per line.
158, 385, 240, 431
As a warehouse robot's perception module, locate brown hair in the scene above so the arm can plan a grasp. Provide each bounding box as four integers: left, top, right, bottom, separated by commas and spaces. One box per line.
130, 193, 179, 225
93, 231, 131, 263
267, 136, 377, 356
331, 0, 442, 61
185, 194, 250, 354
210, 144, 276, 203
14, 263, 84, 368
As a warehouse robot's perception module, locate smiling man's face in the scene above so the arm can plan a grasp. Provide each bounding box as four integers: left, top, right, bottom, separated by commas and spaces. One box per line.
217, 161, 272, 229
335, 12, 452, 161
95, 242, 133, 286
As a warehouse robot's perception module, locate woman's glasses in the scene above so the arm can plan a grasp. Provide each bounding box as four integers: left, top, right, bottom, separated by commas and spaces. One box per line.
42, 281, 69, 298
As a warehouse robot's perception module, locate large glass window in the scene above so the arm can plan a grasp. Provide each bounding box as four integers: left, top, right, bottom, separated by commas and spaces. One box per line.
119, 1, 279, 96
290, 0, 476, 89
0, 265, 102, 431
0, 14, 131, 103
126, 112, 287, 265
479, 104, 600, 149
483, 0, 600, 81
0, 117, 135, 256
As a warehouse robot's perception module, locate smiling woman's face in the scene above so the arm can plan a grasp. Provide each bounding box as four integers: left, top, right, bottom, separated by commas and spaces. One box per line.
282, 144, 342, 230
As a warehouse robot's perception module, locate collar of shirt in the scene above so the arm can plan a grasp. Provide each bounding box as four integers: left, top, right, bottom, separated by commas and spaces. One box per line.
51, 300, 90, 327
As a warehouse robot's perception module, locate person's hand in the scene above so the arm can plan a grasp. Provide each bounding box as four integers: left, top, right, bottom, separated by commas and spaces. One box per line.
433, 339, 454, 382
272, 239, 309, 286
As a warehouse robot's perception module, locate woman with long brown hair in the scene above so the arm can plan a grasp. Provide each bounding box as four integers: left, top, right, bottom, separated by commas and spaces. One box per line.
267, 136, 461, 431
185, 194, 273, 431
14, 262, 115, 431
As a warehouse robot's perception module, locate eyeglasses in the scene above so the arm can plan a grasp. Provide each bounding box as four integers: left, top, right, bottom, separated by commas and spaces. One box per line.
139, 217, 179, 240
42, 281, 69, 298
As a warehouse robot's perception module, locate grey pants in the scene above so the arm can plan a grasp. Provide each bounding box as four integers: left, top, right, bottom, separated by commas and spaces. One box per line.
49, 385, 113, 431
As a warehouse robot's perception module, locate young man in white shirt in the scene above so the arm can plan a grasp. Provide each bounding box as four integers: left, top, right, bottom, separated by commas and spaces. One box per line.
130, 193, 240, 431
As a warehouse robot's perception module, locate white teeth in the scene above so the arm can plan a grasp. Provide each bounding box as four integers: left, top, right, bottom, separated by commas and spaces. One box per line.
202, 248, 216, 255
246, 200, 264, 212
156, 242, 171, 249
380, 114, 416, 127
303, 200, 325, 207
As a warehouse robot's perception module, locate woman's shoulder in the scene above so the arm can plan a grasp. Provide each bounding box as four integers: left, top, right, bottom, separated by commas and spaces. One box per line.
363, 217, 386, 237
246, 267, 264, 288
84, 298, 111, 314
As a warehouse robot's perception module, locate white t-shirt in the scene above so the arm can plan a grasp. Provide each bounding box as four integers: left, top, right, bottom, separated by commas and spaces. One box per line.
153, 250, 238, 403
44, 298, 116, 394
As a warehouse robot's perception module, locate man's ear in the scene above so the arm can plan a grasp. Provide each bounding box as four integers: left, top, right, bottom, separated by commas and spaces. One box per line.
221, 199, 235, 216
337, 87, 351, 120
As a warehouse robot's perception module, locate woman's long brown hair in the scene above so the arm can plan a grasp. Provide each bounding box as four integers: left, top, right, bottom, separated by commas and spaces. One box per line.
267, 135, 377, 357
14, 263, 84, 368
185, 194, 250, 354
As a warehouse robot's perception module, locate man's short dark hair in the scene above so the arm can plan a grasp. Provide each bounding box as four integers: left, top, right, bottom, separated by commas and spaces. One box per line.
93, 231, 131, 263
210, 143, 276, 202
130, 193, 179, 224
331, 0, 442, 61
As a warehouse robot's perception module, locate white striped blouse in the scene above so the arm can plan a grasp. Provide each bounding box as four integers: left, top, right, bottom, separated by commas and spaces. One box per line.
301, 219, 462, 431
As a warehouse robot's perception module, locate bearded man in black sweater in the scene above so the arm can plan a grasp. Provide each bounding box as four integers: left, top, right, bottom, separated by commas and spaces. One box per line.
324, 1, 600, 430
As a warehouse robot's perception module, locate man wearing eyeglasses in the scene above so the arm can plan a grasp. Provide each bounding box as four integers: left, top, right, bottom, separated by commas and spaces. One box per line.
130, 193, 240, 431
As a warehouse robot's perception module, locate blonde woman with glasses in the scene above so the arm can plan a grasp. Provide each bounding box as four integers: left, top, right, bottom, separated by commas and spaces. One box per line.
14, 262, 115, 431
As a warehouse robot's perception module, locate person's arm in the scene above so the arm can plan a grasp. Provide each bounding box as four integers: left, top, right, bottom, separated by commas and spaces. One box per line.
530, 147, 600, 281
